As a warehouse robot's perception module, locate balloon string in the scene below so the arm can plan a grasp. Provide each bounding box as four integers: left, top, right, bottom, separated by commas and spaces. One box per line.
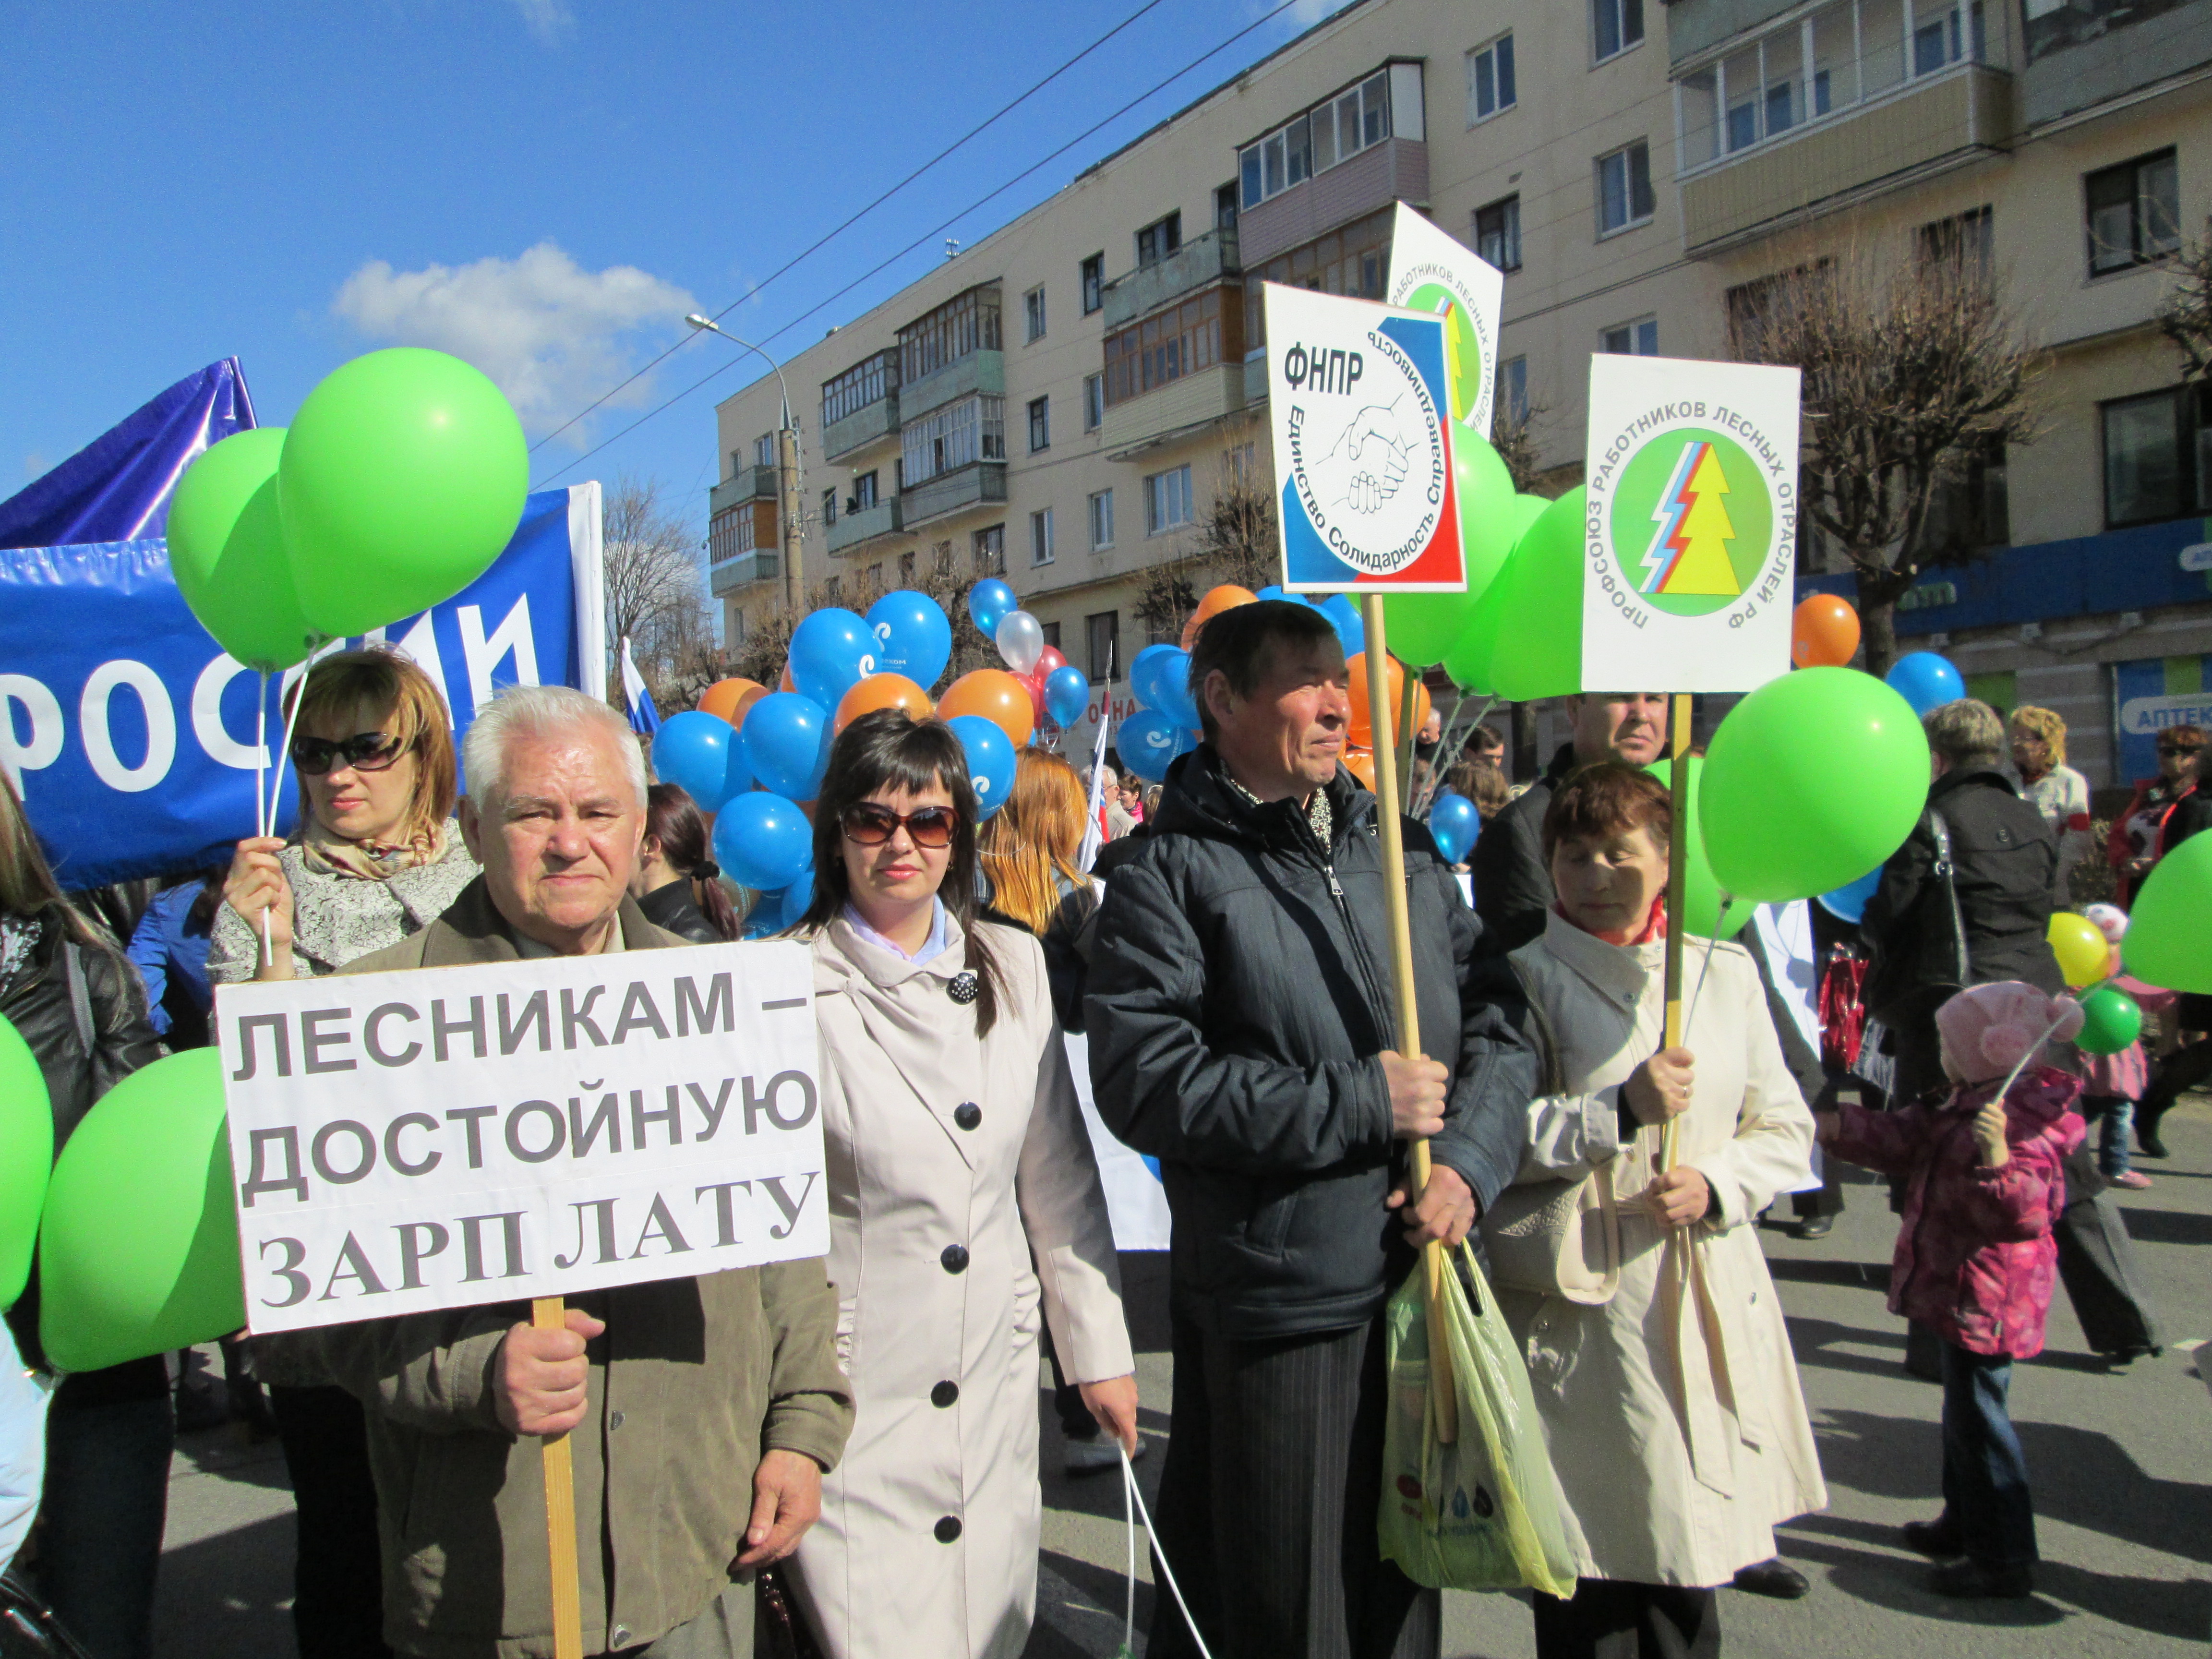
254, 672, 270, 839
258, 638, 329, 973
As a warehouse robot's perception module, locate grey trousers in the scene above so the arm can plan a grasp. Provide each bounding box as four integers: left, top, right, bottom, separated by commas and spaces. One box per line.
1147, 1306, 1440, 1659
617, 1578, 755, 1659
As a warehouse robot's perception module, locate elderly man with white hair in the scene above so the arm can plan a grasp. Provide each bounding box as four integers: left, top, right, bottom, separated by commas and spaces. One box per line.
314, 685, 853, 1659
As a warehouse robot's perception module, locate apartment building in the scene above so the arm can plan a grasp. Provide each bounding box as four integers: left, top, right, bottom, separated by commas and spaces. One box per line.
710, 0, 2212, 780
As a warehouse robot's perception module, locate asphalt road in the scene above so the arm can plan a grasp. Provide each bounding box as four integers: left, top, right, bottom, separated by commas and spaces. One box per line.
154, 1097, 2212, 1658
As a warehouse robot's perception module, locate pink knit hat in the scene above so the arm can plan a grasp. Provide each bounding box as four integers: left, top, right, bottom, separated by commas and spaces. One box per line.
1936, 982, 2086, 1084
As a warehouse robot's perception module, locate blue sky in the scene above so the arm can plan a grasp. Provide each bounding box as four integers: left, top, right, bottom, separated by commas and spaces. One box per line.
1, 0, 1345, 545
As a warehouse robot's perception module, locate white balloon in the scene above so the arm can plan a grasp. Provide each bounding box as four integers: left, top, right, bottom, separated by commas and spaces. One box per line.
995, 609, 1045, 675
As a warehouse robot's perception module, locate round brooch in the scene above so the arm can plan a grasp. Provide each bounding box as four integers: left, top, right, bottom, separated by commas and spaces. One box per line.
947, 971, 980, 1006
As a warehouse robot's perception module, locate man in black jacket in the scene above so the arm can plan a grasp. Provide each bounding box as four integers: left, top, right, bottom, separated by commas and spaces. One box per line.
1086, 601, 1535, 1659
1471, 693, 1668, 950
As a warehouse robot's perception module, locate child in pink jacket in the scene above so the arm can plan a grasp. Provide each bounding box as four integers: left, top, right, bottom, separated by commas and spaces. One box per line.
1818, 982, 2087, 1602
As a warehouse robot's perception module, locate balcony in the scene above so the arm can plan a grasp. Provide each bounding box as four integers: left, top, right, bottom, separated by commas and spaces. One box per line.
902, 349, 1003, 424
1104, 364, 1245, 458
821, 349, 901, 462
901, 461, 1007, 528
1237, 138, 1427, 270
1102, 229, 1241, 330
1679, 63, 2014, 255
709, 550, 780, 597
826, 497, 903, 556
709, 464, 777, 516
2021, 0, 2212, 125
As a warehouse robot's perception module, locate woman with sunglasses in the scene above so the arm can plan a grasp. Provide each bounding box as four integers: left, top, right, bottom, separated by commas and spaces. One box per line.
782, 709, 1136, 1659
207, 646, 477, 1659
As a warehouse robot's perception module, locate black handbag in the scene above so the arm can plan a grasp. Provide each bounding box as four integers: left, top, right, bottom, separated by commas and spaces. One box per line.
0, 1572, 94, 1659
1859, 810, 1968, 1101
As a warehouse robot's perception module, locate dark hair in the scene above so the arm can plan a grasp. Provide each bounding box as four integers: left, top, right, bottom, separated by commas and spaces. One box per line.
1465, 722, 1504, 755
645, 782, 741, 941
1187, 600, 1343, 740
795, 709, 1004, 1036
1540, 762, 1673, 860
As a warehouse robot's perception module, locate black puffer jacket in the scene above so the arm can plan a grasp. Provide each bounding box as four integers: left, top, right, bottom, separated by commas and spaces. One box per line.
1469, 743, 1576, 953
1862, 768, 2064, 1011
1085, 747, 1535, 1339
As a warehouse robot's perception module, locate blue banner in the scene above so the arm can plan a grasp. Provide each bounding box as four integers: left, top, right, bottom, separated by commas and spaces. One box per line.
0, 487, 603, 890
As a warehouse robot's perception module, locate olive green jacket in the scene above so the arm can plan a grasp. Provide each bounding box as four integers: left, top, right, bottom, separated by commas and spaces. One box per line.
318, 878, 854, 1659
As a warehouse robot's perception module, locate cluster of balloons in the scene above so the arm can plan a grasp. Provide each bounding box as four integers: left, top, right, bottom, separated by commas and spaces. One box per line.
1122, 639, 1202, 784
167, 349, 529, 671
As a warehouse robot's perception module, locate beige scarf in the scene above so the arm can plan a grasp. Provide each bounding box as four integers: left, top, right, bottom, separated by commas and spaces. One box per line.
299, 816, 452, 881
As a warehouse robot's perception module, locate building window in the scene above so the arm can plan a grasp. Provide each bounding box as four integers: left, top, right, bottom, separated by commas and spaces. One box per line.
1089, 488, 1115, 550
1913, 2, 1985, 76
1498, 356, 1529, 424
853, 470, 878, 510
1475, 196, 1521, 272
1023, 285, 1046, 343
1593, 0, 1643, 62
1243, 205, 1395, 352
902, 395, 1005, 486
897, 285, 1002, 384
1030, 507, 1055, 566
868, 562, 883, 588
1083, 373, 1105, 433
820, 350, 897, 428
730, 608, 747, 643
1468, 35, 1516, 123
1215, 182, 1238, 231
824, 574, 841, 602
1104, 289, 1239, 408
2104, 386, 2208, 528
1086, 610, 1119, 682
821, 486, 838, 527
898, 550, 915, 583
1596, 141, 1655, 235
973, 524, 1006, 576
1239, 69, 1391, 210
1027, 395, 1050, 454
2088, 149, 2181, 276
1137, 211, 1182, 268
1601, 317, 1660, 356
1144, 465, 1193, 536
755, 433, 775, 468
1918, 205, 1993, 279
1081, 253, 1104, 315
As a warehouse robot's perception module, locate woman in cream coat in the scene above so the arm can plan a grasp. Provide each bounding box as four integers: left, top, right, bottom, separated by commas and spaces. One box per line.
1493, 763, 1826, 1659
785, 709, 1137, 1659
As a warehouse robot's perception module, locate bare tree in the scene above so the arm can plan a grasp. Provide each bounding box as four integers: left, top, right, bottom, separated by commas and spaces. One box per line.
603, 472, 716, 701
1135, 424, 1280, 645
1490, 399, 1551, 496
1729, 249, 2040, 674
2156, 237, 2212, 383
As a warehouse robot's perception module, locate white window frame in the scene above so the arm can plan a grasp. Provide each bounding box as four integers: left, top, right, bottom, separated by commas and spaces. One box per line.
1600, 316, 1660, 356
1083, 373, 1105, 433
1239, 68, 1393, 210
1030, 506, 1055, 566
1089, 488, 1115, 550
1596, 140, 1655, 237
1144, 464, 1194, 536
1467, 34, 1515, 126
1023, 285, 1046, 343
1592, 0, 1645, 65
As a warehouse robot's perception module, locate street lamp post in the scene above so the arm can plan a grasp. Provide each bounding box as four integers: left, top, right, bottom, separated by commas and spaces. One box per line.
686, 313, 805, 618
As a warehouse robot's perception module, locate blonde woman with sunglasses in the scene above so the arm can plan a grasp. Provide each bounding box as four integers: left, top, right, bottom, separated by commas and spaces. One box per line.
782, 709, 1136, 1659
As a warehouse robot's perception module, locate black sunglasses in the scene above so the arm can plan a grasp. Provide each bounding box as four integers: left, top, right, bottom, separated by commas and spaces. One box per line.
291, 731, 406, 776
2156, 743, 2197, 757
839, 803, 958, 848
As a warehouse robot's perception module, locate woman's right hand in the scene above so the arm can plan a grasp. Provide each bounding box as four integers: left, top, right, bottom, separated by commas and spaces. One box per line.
224, 837, 295, 975
1623, 1046, 1695, 1126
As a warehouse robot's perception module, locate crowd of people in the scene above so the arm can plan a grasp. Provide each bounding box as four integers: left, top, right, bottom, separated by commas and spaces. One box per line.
0, 598, 2203, 1659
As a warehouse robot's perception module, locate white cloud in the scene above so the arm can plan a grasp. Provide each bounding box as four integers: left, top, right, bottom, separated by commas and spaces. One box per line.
509, 0, 572, 43
1268, 0, 1351, 27
332, 241, 697, 442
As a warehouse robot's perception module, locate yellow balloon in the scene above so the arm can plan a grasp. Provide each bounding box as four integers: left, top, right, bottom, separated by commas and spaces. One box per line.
2048, 912, 2111, 990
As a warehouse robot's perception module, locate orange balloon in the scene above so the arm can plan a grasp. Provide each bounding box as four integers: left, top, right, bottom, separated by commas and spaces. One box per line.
1791, 594, 1861, 669
779, 660, 797, 694
835, 672, 934, 734
1346, 653, 1431, 750
937, 668, 1035, 747
1344, 747, 1377, 791
698, 677, 767, 729
1180, 584, 1260, 651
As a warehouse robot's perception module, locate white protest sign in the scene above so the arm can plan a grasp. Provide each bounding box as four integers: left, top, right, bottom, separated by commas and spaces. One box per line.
1581, 355, 1801, 693
218, 941, 823, 1332
1263, 283, 1464, 594
1384, 203, 1505, 442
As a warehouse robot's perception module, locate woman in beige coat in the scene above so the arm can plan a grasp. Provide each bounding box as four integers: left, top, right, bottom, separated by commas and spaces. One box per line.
784, 709, 1137, 1659
1493, 763, 1826, 1659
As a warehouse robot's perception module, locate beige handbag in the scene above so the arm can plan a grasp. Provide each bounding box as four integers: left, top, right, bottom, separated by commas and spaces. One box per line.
1478, 968, 1623, 1305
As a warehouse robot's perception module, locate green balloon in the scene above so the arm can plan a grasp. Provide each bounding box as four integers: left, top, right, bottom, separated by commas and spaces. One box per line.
1701, 668, 1931, 903
1647, 758, 1755, 940
1382, 443, 1522, 665
280, 348, 529, 637
1486, 488, 1587, 701
2074, 984, 2144, 1056
39, 1048, 243, 1372
0, 1017, 52, 1311
1439, 494, 1550, 691
2125, 829, 2212, 993
165, 428, 317, 672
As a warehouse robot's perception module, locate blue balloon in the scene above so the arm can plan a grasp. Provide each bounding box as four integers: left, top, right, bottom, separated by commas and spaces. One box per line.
968, 578, 1017, 638
1120, 709, 1196, 783
1133, 646, 1198, 731
1428, 791, 1479, 865
866, 589, 952, 689
948, 714, 1015, 820
1252, 585, 1313, 608
1816, 865, 1884, 925
777, 866, 816, 930
651, 711, 741, 810
1126, 643, 1178, 709
741, 692, 832, 801
1318, 593, 1365, 658
1884, 651, 1966, 718
788, 608, 877, 711
1043, 665, 1090, 729
711, 792, 813, 892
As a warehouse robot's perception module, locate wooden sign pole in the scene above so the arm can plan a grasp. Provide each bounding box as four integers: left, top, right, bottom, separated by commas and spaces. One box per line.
1358, 595, 1458, 1445
532, 1296, 586, 1659
1659, 694, 1694, 1173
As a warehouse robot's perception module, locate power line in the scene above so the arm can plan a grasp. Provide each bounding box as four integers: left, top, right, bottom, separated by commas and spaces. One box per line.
528, 0, 1175, 455
536, 0, 1311, 489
